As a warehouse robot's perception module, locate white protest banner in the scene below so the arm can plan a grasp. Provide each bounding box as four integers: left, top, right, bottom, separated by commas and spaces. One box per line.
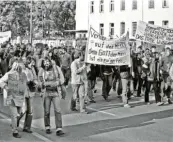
0, 31, 11, 44
135, 21, 173, 45
85, 27, 131, 66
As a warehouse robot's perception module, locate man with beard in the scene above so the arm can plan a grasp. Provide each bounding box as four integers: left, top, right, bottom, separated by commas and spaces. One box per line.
38, 57, 65, 136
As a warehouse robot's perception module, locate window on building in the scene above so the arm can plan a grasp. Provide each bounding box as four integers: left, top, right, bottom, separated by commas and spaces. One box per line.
100, 0, 104, 13
149, 0, 155, 9
132, 0, 137, 10
163, 0, 169, 8
162, 20, 169, 28
100, 23, 104, 35
83, 34, 86, 38
148, 21, 154, 25
90, 1, 94, 13
120, 0, 125, 11
110, 0, 114, 12
79, 34, 82, 38
132, 22, 137, 36
109, 23, 114, 36
120, 22, 125, 35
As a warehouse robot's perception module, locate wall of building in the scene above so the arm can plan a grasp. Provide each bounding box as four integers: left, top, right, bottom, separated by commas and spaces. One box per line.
76, 0, 173, 38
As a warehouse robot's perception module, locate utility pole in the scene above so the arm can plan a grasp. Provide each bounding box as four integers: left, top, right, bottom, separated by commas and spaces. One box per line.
142, 0, 144, 21
30, 0, 33, 44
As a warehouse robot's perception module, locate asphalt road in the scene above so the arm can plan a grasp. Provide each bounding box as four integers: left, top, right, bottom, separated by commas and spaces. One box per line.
0, 81, 173, 142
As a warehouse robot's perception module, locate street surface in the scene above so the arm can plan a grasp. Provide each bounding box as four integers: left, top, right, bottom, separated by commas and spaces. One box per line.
0, 81, 173, 142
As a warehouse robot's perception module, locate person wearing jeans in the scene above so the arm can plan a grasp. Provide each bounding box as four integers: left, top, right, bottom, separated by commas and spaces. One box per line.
22, 56, 38, 133
38, 57, 65, 136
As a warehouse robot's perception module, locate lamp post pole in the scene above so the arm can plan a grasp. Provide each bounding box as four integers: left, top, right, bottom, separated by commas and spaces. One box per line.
30, 0, 33, 44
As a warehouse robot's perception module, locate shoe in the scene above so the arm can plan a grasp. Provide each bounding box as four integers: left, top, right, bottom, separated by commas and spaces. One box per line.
156, 102, 164, 106
102, 95, 108, 100
168, 99, 172, 104
13, 133, 21, 138
23, 129, 33, 133
90, 100, 96, 103
80, 109, 88, 114
146, 102, 150, 105
94, 90, 97, 93
56, 130, 65, 136
124, 104, 131, 108
46, 129, 52, 134
71, 108, 78, 111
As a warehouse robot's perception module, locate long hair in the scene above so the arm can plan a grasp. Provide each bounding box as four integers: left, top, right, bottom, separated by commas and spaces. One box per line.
41, 57, 53, 70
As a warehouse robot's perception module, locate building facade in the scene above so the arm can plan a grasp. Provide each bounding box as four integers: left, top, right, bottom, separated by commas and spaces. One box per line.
75, 0, 173, 39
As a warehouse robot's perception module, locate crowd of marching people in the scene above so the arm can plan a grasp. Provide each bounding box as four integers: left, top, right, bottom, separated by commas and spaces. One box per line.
0, 41, 172, 138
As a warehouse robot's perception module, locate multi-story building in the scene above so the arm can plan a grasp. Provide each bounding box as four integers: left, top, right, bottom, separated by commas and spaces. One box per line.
75, 0, 173, 39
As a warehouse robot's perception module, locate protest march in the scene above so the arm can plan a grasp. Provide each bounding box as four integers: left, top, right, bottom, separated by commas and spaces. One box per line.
0, 21, 173, 139
0, 1, 173, 141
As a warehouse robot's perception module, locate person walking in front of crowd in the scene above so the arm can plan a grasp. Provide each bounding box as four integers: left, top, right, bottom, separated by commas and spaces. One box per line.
38, 57, 65, 136
0, 61, 27, 138
22, 56, 38, 133
59, 47, 72, 88
160, 46, 173, 104
71, 47, 88, 113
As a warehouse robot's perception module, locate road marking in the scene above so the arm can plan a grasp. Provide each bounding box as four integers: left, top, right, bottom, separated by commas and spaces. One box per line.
87, 107, 117, 116
0, 112, 53, 142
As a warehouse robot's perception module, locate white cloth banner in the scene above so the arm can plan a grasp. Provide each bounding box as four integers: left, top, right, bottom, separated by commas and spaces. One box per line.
135, 21, 173, 45
0, 31, 11, 44
85, 27, 131, 66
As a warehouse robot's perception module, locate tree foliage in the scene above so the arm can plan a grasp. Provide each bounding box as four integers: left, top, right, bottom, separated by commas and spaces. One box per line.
0, 1, 76, 39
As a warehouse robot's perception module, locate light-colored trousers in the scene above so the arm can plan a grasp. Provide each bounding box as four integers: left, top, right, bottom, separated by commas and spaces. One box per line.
121, 79, 134, 104
72, 84, 86, 112
9, 102, 22, 133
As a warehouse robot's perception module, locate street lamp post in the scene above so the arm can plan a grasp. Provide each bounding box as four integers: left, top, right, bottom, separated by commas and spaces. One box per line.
30, 0, 33, 44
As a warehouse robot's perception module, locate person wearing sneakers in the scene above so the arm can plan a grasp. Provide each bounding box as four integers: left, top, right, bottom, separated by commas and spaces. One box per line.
160, 46, 173, 104
38, 57, 65, 136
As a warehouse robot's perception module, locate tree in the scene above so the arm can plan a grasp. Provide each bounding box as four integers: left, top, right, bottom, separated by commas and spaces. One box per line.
0, 1, 76, 39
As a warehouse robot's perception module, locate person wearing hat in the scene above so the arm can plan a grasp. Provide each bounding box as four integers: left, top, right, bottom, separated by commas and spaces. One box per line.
160, 46, 173, 104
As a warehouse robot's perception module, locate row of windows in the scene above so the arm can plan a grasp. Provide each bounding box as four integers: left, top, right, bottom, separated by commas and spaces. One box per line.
99, 20, 169, 37
90, 0, 169, 13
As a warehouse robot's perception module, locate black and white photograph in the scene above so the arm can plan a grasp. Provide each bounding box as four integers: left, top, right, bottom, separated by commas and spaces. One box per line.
0, 0, 173, 141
